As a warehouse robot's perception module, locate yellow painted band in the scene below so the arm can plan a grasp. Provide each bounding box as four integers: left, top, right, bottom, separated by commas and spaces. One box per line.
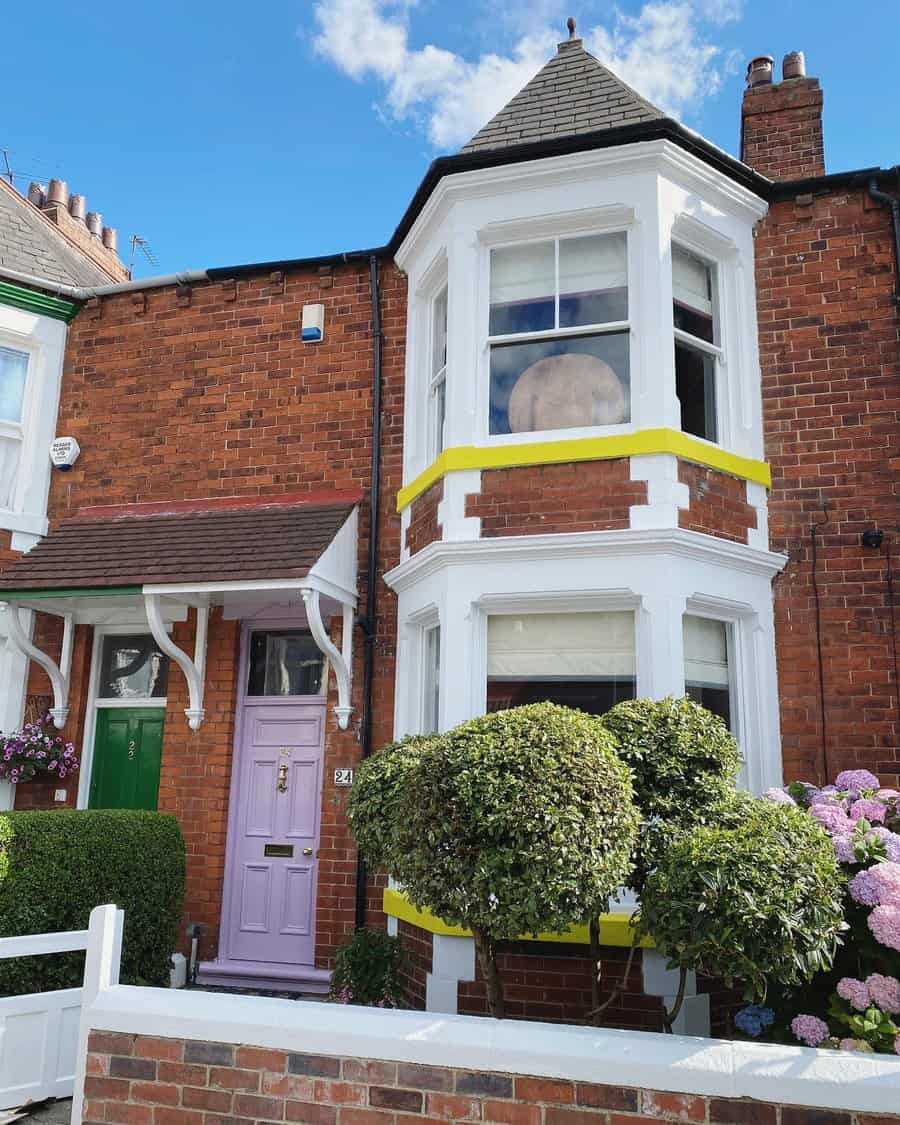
382, 887, 652, 949
396, 428, 771, 511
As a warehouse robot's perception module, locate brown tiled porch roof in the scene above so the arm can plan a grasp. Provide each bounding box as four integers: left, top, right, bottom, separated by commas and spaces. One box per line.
0, 492, 359, 593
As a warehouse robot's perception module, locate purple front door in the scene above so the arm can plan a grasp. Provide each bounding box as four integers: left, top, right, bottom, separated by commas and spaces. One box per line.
225, 701, 325, 966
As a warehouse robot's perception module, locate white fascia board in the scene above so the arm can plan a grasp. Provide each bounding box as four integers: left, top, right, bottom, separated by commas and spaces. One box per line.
86, 984, 900, 1115
395, 141, 766, 269
384, 529, 788, 593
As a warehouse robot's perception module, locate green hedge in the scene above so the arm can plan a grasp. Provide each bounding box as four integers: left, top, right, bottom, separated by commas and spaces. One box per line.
0, 810, 185, 996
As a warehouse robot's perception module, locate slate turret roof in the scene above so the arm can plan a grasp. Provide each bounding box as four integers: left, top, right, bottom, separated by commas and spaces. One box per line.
461, 33, 665, 154
0, 178, 113, 288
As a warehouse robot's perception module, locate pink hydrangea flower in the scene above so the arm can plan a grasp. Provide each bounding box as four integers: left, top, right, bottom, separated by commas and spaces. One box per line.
791, 1014, 830, 1047
839, 1038, 863, 1051
835, 769, 880, 792
872, 828, 900, 863
866, 974, 900, 1015
850, 798, 888, 823
837, 977, 870, 1011
869, 905, 900, 952
833, 835, 857, 864
763, 787, 795, 805
811, 803, 854, 836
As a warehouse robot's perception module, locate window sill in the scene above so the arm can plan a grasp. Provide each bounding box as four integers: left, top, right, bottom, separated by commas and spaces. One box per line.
397, 428, 771, 511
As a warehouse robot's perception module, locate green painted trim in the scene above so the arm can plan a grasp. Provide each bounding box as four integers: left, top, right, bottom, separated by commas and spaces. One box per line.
0, 280, 79, 323
0, 585, 143, 600
383, 887, 653, 949
396, 428, 772, 511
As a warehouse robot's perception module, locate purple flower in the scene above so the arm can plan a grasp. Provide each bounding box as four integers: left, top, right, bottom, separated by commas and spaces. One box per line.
872, 829, 900, 863
764, 787, 796, 805
810, 803, 854, 836
850, 798, 887, 824
850, 862, 900, 907
835, 770, 880, 793
833, 835, 857, 864
866, 974, 900, 1015
837, 977, 870, 1011
869, 905, 900, 952
791, 1014, 830, 1047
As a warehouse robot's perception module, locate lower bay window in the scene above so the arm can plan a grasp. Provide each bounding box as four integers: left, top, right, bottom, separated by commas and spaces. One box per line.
421, 624, 441, 734
683, 614, 731, 728
486, 611, 636, 716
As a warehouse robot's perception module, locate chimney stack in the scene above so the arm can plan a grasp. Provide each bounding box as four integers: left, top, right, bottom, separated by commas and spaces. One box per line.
23, 176, 130, 281
27, 181, 46, 208
740, 50, 824, 181
101, 227, 117, 252
69, 193, 87, 222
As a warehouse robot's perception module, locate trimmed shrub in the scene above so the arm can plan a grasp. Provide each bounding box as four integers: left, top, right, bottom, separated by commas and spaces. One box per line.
351, 703, 639, 1016
636, 793, 845, 999
329, 928, 404, 1007
0, 810, 185, 996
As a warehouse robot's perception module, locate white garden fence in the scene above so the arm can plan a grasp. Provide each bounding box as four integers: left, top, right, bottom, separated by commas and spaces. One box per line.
0, 904, 123, 1117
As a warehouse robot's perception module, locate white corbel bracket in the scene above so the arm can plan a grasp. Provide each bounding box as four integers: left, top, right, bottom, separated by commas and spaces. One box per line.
302, 587, 353, 729
144, 593, 209, 731
0, 601, 73, 729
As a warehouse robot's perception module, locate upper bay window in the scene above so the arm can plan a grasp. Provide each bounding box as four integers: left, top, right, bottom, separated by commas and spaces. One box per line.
428, 286, 448, 459
673, 246, 721, 444
0, 345, 29, 511
488, 233, 630, 436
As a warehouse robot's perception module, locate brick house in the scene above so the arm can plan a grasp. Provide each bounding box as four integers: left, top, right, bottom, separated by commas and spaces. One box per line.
0, 37, 896, 1026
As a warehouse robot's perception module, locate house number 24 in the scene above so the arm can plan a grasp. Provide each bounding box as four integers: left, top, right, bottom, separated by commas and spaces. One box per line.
333, 768, 354, 786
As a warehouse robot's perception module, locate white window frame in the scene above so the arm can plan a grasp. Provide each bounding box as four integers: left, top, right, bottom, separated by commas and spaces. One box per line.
477, 208, 637, 447
76, 624, 170, 809
427, 285, 448, 461
0, 333, 35, 519
682, 611, 736, 732
672, 243, 723, 445
420, 622, 441, 735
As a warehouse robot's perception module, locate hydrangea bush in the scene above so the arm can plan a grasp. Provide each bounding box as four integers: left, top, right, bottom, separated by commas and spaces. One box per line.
734, 769, 900, 1054
0, 716, 78, 784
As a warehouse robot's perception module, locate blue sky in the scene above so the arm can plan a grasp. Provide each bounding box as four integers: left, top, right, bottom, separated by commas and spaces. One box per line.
2, 1, 897, 277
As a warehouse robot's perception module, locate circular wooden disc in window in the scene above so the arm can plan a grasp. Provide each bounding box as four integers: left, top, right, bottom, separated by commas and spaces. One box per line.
508, 353, 627, 432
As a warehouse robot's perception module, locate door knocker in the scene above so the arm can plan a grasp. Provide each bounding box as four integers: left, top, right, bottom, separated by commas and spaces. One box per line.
277, 749, 290, 794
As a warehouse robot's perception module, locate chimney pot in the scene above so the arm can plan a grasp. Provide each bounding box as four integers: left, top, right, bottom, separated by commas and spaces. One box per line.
746, 55, 774, 88
69, 193, 87, 222
782, 51, 806, 80
27, 181, 46, 207
46, 178, 69, 208
86, 211, 103, 237
101, 226, 118, 252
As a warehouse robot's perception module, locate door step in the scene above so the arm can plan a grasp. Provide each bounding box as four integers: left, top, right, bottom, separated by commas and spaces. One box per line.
196, 958, 331, 994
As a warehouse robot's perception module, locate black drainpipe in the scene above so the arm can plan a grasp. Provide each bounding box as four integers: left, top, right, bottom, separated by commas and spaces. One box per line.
869, 173, 900, 304
354, 254, 384, 931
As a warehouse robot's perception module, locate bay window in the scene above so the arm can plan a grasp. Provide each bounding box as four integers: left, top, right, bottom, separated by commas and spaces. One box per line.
488, 233, 630, 436
486, 611, 635, 715
683, 614, 731, 727
0, 345, 28, 511
673, 246, 721, 443
428, 286, 448, 459
421, 624, 441, 733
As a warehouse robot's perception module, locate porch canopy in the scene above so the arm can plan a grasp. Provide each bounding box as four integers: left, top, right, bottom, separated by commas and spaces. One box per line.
0, 492, 360, 731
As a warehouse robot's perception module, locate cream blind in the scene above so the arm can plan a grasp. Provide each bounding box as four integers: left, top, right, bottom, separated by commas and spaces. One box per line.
683, 615, 729, 687
490, 241, 555, 308
672, 246, 712, 315
487, 611, 636, 678
559, 233, 627, 299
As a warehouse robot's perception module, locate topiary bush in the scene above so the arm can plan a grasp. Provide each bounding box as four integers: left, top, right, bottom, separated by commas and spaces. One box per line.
350, 703, 639, 1016
636, 792, 845, 1001
601, 696, 742, 890
329, 928, 404, 1008
0, 810, 185, 996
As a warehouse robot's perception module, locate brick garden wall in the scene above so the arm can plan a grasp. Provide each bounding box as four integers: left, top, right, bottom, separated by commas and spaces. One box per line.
83, 1031, 900, 1125
8, 260, 408, 967
757, 186, 900, 787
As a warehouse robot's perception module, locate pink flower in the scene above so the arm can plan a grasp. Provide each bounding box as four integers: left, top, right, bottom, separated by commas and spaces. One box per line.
764, 787, 796, 805
869, 905, 900, 952
837, 977, 870, 1011
872, 829, 900, 863
850, 799, 887, 823
866, 974, 900, 1015
896, 1034, 900, 1056
811, 803, 854, 836
833, 835, 857, 864
791, 1014, 830, 1047
839, 1038, 863, 1051
849, 863, 900, 907
836, 769, 880, 792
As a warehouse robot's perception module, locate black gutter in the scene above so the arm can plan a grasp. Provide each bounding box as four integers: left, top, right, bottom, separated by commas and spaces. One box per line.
206, 246, 389, 281
354, 253, 384, 931
869, 170, 900, 304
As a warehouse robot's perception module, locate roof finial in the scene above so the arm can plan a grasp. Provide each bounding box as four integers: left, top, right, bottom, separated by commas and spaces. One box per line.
567, 15, 577, 38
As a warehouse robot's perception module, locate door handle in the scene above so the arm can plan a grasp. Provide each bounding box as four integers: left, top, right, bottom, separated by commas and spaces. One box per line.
302, 847, 313, 856
277, 763, 289, 793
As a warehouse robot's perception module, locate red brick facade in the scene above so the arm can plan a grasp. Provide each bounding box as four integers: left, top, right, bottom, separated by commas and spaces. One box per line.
84, 1031, 900, 1125
404, 482, 441, 556
741, 75, 825, 181
677, 464, 758, 545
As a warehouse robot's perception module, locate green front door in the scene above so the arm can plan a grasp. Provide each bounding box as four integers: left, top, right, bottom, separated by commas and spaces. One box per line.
89, 709, 164, 810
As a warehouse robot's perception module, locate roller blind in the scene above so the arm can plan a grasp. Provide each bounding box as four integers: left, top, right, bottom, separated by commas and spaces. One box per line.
490, 241, 555, 307
559, 233, 627, 298
672, 246, 712, 316
0, 346, 28, 425
487, 611, 635, 678
683, 615, 729, 687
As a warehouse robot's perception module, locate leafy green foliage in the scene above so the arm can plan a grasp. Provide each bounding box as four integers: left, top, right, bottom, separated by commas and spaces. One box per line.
636, 793, 846, 999
0, 810, 185, 995
329, 928, 404, 1007
355, 704, 639, 940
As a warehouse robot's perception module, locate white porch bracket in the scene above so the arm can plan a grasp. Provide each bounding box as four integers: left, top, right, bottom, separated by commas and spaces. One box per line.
0, 601, 73, 729
301, 586, 354, 730
144, 592, 209, 731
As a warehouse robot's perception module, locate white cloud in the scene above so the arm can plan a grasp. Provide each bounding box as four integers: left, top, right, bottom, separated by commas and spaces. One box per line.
310, 0, 742, 149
